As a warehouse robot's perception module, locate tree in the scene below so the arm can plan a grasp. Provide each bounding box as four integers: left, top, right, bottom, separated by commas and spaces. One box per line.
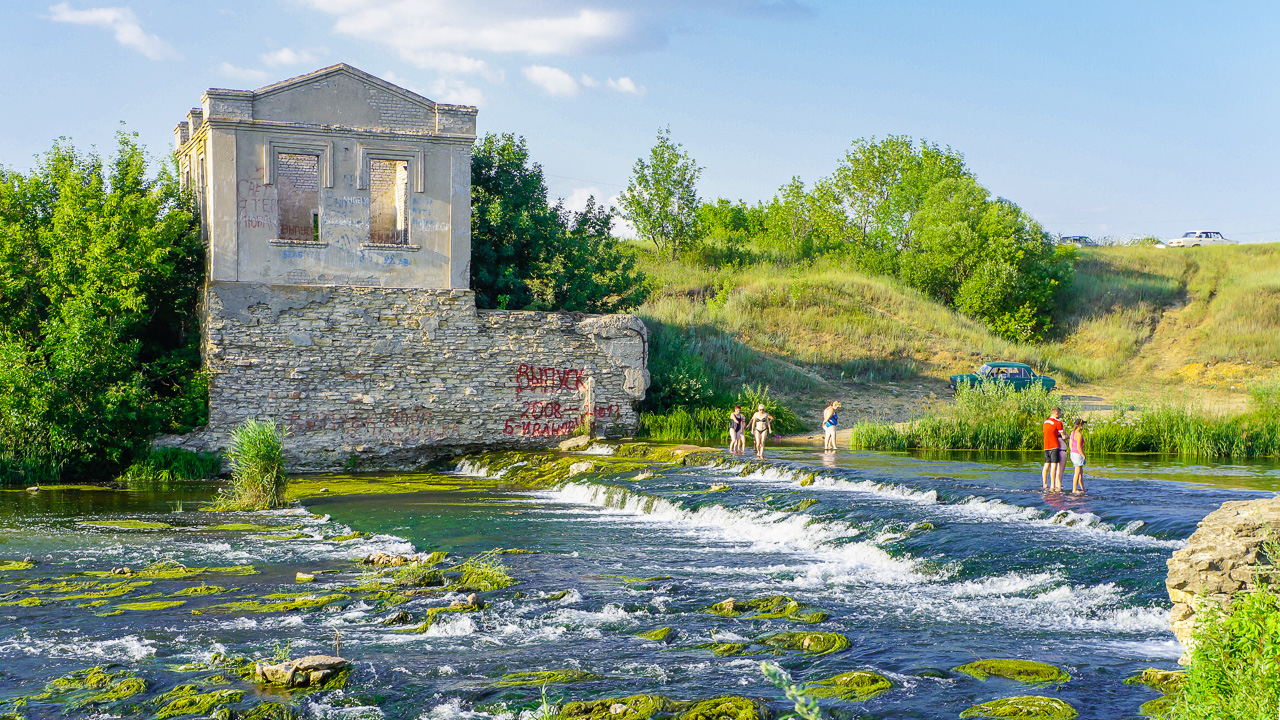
470, 133, 648, 313
0, 132, 205, 480
619, 127, 704, 259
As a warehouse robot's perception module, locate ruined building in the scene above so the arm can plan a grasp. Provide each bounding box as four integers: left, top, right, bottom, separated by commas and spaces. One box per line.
170, 64, 648, 470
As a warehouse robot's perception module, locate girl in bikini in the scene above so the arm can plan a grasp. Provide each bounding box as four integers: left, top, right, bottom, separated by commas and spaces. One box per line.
750, 405, 773, 459
728, 405, 747, 455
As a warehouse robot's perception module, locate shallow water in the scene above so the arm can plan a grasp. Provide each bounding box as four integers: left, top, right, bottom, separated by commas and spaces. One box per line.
0, 448, 1274, 719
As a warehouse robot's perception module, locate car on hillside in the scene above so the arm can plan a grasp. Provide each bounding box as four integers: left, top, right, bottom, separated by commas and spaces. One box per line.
1160, 231, 1236, 248
1060, 235, 1095, 246
948, 362, 1056, 393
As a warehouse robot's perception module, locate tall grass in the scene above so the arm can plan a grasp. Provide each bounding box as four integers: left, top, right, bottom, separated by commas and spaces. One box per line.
640, 385, 804, 443
213, 420, 288, 510
850, 382, 1280, 459
116, 447, 223, 489
0, 454, 61, 488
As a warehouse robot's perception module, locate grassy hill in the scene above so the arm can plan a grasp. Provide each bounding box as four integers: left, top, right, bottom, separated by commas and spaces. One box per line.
634, 242, 1280, 428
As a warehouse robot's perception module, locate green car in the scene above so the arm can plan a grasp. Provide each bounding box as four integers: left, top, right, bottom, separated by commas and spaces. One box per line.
948, 362, 1056, 392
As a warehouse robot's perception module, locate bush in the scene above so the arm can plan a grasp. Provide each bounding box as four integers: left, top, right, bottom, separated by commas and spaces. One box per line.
214, 420, 287, 510
1170, 545, 1280, 720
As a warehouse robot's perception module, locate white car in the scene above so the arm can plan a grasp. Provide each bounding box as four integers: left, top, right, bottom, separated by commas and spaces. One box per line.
1161, 231, 1236, 247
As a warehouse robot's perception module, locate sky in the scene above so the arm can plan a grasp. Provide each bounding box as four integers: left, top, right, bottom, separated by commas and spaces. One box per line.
3, 1, 1280, 242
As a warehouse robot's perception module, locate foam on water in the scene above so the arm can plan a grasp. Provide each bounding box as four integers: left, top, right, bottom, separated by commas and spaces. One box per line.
0, 632, 156, 662
544, 481, 923, 584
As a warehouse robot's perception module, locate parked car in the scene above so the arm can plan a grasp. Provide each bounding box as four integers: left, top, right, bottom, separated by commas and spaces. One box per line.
1060, 235, 1094, 246
948, 362, 1056, 392
1161, 231, 1236, 247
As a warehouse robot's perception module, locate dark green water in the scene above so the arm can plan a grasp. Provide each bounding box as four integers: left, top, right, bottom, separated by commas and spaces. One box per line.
0, 447, 1276, 719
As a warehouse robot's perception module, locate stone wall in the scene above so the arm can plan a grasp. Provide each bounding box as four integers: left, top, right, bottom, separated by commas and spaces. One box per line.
167, 282, 648, 471
1165, 496, 1280, 662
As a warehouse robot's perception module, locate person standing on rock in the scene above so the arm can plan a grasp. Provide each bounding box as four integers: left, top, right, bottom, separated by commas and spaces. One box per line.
1042, 407, 1065, 492
751, 404, 774, 459
728, 405, 747, 455
1069, 418, 1087, 493
822, 401, 841, 451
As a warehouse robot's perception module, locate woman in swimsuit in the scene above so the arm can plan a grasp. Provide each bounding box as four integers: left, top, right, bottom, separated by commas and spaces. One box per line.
822, 401, 841, 451
1069, 418, 1087, 493
728, 405, 747, 455
751, 404, 773, 459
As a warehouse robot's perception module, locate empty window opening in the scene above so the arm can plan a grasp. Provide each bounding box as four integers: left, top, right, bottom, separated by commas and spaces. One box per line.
369, 159, 409, 245
277, 153, 320, 242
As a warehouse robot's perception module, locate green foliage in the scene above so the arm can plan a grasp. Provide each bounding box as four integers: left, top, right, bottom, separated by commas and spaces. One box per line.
116, 447, 221, 489
760, 662, 823, 720
471, 133, 648, 313
1168, 546, 1280, 720
640, 385, 803, 443
453, 549, 516, 591
620, 127, 705, 260
215, 420, 287, 510
0, 133, 205, 481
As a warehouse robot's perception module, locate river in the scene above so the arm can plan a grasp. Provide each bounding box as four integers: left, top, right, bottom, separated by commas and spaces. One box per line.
1, 446, 1276, 719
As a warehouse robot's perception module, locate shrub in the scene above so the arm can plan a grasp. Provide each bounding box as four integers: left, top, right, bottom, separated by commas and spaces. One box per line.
116, 447, 222, 490
214, 420, 287, 510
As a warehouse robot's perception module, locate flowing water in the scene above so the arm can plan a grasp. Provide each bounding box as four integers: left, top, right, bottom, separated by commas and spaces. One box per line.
1, 447, 1278, 719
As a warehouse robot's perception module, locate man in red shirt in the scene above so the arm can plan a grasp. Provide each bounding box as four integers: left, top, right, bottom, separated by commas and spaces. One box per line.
1042, 407, 1065, 492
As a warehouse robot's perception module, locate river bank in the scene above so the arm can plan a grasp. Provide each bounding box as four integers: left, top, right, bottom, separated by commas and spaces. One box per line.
0, 443, 1268, 719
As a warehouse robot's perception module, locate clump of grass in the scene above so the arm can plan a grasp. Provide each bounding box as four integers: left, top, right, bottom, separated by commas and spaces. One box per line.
0, 453, 60, 488
213, 420, 287, 510
116, 448, 222, 489
640, 385, 804, 443
453, 550, 515, 591
1167, 538, 1280, 719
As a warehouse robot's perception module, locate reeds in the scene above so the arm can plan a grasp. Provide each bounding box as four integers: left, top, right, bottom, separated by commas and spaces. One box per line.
640, 385, 805, 443
116, 448, 222, 490
213, 420, 288, 510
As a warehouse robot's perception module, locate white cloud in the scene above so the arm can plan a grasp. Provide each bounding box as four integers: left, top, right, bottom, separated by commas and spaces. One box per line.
47, 2, 181, 60
216, 62, 269, 84
564, 187, 603, 213
300, 1, 636, 75
523, 65, 580, 97
607, 76, 645, 95
381, 71, 487, 106
261, 47, 323, 67
580, 74, 599, 88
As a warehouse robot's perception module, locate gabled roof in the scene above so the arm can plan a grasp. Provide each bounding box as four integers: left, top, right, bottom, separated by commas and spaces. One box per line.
252, 63, 442, 110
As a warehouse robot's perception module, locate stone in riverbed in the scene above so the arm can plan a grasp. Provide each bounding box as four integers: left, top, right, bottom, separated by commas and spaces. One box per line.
254, 655, 350, 689
958, 696, 1077, 719
804, 670, 892, 701
952, 659, 1070, 684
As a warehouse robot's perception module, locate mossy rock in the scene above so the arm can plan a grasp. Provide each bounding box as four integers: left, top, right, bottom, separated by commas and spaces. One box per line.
203, 523, 277, 532
953, 660, 1071, 684
57, 580, 152, 600
0, 560, 34, 571
494, 669, 601, 687
788, 499, 818, 512
38, 667, 147, 708
557, 694, 676, 720
0, 596, 41, 607
697, 642, 751, 657
757, 632, 850, 656
805, 671, 892, 701
704, 596, 828, 623
154, 686, 244, 719
637, 627, 673, 642
1138, 695, 1175, 718
116, 600, 187, 611
240, 702, 300, 720
82, 560, 258, 580
170, 585, 228, 597
1124, 668, 1186, 695
78, 520, 171, 530
958, 696, 1078, 719
612, 443, 719, 465
328, 531, 369, 542
285, 473, 466, 501
678, 696, 769, 720
204, 593, 349, 614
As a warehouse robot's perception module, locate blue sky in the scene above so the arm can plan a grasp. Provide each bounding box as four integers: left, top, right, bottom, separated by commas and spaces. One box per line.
3, 1, 1279, 241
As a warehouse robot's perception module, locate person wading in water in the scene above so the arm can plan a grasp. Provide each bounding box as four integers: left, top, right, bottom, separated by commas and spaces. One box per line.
822, 401, 841, 451
1042, 407, 1065, 493
751, 404, 774, 460
728, 405, 747, 455
1069, 418, 1088, 493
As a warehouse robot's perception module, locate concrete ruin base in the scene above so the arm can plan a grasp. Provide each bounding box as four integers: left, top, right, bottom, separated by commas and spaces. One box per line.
158, 283, 648, 472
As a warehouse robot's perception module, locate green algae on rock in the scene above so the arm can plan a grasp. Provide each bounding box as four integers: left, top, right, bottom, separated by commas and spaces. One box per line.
1138, 695, 1174, 718
154, 686, 244, 719
557, 694, 677, 720
804, 671, 892, 701
78, 520, 172, 530
757, 632, 851, 656
56, 580, 153, 600
203, 523, 279, 532
285, 473, 467, 501
81, 560, 259, 580
327, 530, 369, 542
0, 560, 34, 571
493, 669, 602, 687
170, 585, 228, 597
240, 701, 301, 720
27, 667, 147, 710
704, 596, 829, 623
612, 443, 720, 465
0, 596, 41, 607
203, 592, 349, 614
393, 598, 485, 633
958, 696, 1078, 719
953, 659, 1071, 684
697, 642, 751, 657
637, 627, 674, 642
677, 696, 768, 720
116, 599, 187, 611
1124, 668, 1186, 695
